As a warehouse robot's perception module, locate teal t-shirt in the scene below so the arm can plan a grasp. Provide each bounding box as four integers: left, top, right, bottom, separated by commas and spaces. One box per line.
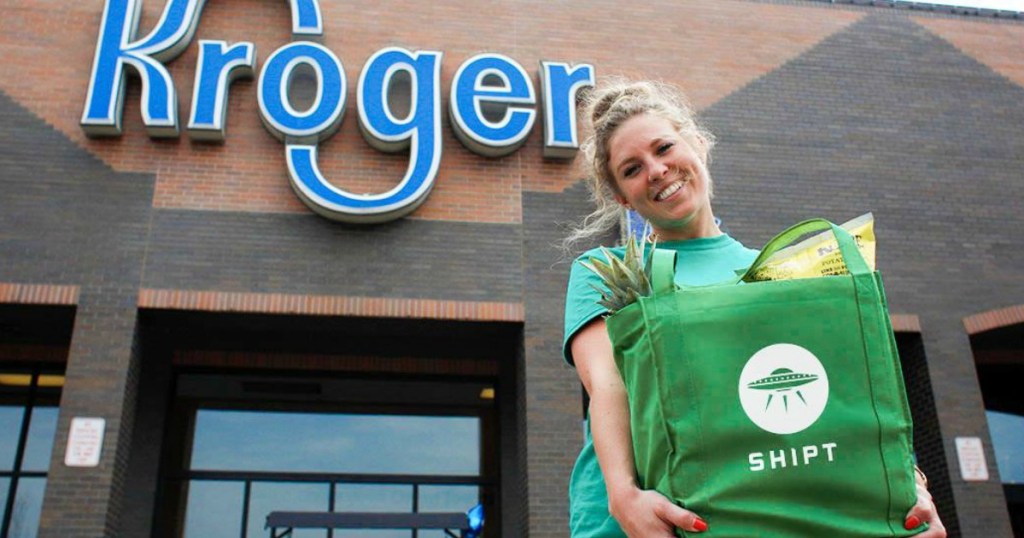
562, 234, 758, 538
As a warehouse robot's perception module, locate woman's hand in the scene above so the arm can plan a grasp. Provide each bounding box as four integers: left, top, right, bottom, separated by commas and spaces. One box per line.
609, 486, 707, 537
904, 481, 946, 537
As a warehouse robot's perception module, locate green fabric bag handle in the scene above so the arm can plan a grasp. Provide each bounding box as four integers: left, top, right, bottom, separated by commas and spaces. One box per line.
649, 219, 867, 293
650, 248, 677, 295
738, 218, 870, 282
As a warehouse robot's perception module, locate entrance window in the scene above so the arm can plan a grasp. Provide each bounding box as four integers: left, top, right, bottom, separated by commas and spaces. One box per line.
190, 411, 479, 475
987, 410, 1024, 485
0, 368, 63, 538
168, 374, 496, 538
971, 321, 1024, 536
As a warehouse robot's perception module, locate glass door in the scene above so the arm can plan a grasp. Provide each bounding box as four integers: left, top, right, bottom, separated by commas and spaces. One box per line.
162, 374, 498, 538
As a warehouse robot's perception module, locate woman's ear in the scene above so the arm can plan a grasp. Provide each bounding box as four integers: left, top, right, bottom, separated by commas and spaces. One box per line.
607, 177, 631, 208
613, 193, 631, 209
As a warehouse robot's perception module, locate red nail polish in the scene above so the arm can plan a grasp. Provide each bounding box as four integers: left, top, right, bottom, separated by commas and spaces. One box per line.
694, 517, 708, 532
904, 516, 921, 530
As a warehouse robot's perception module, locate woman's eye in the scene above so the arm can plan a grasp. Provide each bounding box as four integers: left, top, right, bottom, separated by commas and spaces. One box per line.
623, 165, 640, 178
657, 143, 674, 154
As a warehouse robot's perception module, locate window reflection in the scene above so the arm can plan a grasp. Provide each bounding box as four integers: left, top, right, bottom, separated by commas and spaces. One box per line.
0, 370, 62, 538
335, 484, 412, 513
8, 477, 45, 538
0, 408, 23, 471
246, 482, 329, 538
22, 408, 58, 472
417, 486, 479, 538
417, 485, 478, 513
183, 481, 244, 538
331, 485, 417, 538
0, 477, 9, 528
177, 379, 491, 538
191, 411, 480, 476
987, 410, 1024, 484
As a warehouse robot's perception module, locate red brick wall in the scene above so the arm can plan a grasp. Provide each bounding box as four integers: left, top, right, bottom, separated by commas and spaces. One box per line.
1, 0, 866, 222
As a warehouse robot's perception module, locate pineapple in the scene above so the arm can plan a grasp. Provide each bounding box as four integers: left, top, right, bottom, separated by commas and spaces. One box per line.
580, 234, 658, 314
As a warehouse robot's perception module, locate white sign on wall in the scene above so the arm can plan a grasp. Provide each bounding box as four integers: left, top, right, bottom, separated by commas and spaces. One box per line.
64, 417, 105, 467
955, 436, 990, 482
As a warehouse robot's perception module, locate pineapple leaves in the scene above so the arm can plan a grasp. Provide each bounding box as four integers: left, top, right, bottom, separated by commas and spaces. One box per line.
581, 234, 659, 314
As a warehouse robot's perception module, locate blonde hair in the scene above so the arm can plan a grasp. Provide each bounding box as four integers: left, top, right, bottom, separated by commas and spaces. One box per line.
563, 78, 717, 253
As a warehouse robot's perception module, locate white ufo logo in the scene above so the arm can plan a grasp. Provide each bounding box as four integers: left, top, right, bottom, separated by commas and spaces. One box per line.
747, 368, 819, 412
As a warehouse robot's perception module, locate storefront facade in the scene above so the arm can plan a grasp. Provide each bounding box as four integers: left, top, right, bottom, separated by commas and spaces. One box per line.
0, 0, 1022, 536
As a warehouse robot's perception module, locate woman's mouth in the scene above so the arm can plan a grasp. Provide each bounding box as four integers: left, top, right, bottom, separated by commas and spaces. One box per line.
654, 179, 688, 201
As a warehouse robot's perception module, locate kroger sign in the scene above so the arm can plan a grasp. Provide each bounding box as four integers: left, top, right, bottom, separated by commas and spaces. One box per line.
81, 0, 595, 222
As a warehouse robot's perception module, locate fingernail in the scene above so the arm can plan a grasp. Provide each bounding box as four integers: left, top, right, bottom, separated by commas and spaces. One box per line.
904, 516, 921, 530
694, 517, 708, 532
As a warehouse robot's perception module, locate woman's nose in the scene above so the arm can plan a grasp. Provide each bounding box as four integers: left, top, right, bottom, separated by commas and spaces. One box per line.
648, 159, 668, 182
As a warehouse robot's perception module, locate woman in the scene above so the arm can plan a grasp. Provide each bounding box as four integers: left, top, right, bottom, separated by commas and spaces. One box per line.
562, 79, 946, 537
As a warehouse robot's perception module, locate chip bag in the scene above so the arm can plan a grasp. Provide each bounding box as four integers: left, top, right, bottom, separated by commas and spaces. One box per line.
745, 213, 876, 282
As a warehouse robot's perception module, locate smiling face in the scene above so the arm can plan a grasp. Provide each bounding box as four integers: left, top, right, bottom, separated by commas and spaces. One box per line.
607, 113, 719, 241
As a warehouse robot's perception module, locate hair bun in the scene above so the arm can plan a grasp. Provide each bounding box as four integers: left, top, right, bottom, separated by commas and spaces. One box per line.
589, 90, 618, 125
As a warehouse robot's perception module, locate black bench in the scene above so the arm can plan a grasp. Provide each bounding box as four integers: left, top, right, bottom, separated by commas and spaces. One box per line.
266, 510, 476, 538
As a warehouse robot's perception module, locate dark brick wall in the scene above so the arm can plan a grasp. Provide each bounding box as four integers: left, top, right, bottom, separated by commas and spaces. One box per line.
0, 89, 155, 537
118, 327, 175, 538
521, 182, 611, 537
144, 210, 522, 302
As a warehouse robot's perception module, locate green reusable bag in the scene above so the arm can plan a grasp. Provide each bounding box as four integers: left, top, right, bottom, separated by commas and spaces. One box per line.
606, 219, 923, 537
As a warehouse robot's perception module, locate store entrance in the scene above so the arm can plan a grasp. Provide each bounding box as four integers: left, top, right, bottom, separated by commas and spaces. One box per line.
142, 311, 518, 538
168, 373, 496, 538
971, 322, 1024, 537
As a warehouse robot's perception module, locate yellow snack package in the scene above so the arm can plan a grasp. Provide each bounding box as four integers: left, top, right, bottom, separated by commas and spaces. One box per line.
746, 213, 876, 282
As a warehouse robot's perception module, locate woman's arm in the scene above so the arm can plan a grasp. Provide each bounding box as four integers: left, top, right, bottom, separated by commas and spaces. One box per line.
571, 318, 707, 536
